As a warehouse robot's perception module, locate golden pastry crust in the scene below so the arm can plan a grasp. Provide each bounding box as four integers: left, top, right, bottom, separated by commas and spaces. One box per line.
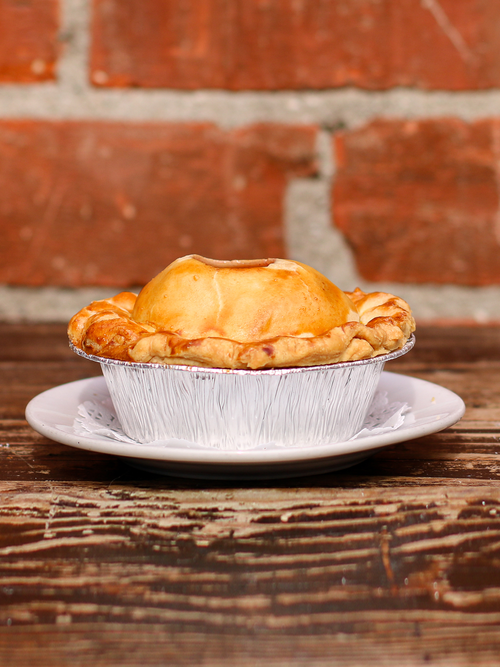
130, 255, 360, 341
68, 257, 415, 369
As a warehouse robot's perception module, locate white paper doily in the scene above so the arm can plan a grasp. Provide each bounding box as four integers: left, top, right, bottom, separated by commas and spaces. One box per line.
71, 389, 409, 449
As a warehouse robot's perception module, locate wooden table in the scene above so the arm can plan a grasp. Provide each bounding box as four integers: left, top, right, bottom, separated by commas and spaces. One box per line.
1, 322, 500, 666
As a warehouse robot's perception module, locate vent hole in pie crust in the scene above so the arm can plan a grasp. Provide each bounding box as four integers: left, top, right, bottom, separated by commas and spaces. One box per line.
192, 256, 276, 269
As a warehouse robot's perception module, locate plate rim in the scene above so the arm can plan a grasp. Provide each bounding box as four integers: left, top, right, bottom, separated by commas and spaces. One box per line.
25, 372, 466, 468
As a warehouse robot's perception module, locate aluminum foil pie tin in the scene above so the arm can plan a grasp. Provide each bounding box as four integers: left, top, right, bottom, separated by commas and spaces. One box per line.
70, 336, 415, 450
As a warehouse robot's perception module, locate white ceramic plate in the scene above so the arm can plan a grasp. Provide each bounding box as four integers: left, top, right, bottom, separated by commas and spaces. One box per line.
25, 372, 465, 480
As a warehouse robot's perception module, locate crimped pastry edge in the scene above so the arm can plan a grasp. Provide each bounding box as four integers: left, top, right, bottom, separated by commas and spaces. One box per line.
68, 287, 415, 370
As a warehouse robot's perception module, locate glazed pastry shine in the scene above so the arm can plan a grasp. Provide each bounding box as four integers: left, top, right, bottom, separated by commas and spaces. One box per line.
68, 255, 415, 369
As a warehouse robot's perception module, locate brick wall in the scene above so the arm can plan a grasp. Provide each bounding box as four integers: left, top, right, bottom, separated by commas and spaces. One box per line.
1, 0, 500, 322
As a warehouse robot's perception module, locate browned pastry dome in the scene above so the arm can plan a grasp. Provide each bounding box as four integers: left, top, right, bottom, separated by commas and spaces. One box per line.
68, 255, 415, 369
132, 255, 359, 342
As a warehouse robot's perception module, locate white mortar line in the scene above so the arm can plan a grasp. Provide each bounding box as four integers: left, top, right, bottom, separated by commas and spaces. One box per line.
58, 0, 91, 93
3, 281, 500, 323
3, 86, 500, 128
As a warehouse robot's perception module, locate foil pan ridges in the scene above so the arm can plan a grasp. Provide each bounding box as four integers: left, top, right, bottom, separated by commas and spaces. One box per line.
71, 336, 415, 450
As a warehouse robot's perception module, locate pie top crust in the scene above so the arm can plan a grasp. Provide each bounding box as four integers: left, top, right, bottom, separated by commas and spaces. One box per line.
68, 255, 415, 369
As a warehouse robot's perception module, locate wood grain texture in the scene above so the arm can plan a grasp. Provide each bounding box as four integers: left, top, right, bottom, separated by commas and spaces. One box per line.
1, 323, 500, 665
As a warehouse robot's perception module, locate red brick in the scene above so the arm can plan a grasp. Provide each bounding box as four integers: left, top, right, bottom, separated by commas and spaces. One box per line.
0, 121, 317, 288
333, 118, 500, 286
91, 0, 500, 91
0, 0, 60, 83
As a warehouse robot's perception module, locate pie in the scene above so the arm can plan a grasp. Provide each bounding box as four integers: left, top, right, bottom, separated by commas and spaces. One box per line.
68, 255, 415, 369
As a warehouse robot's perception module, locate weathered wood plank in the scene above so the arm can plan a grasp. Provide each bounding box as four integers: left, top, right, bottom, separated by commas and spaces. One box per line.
0, 484, 500, 667
1, 322, 500, 363
1, 623, 499, 667
2, 432, 500, 485
0, 323, 75, 362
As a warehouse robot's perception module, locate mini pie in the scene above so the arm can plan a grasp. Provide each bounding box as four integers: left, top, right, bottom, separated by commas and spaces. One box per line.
68, 255, 415, 369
